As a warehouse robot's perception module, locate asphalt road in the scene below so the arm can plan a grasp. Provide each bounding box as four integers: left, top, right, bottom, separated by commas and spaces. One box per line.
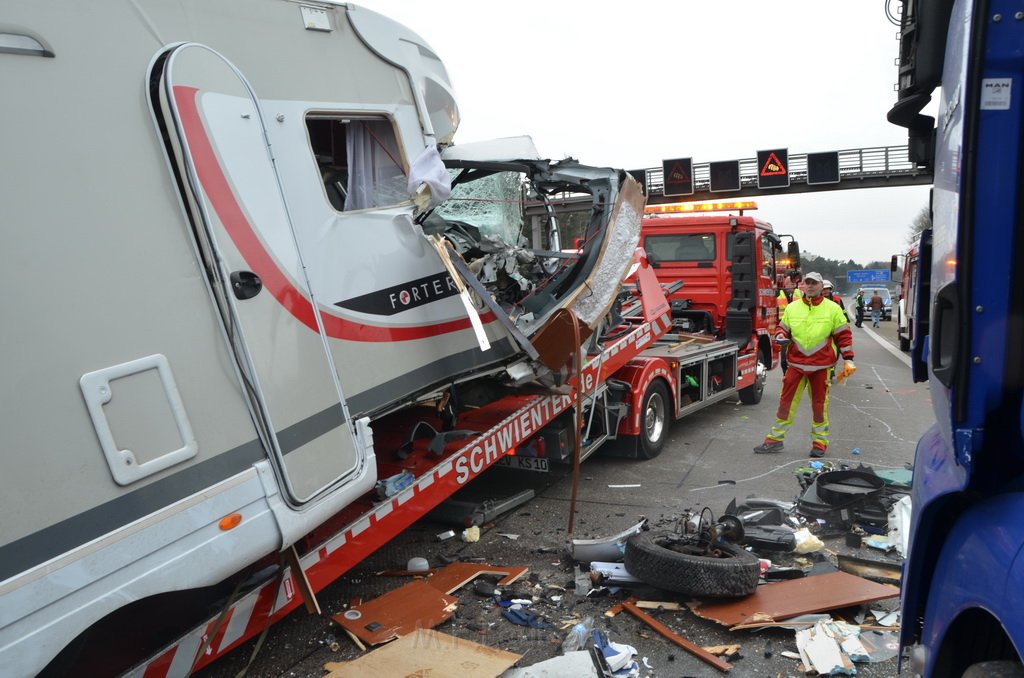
197, 309, 930, 678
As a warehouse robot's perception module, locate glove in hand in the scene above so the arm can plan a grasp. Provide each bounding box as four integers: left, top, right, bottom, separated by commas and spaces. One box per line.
837, 360, 857, 384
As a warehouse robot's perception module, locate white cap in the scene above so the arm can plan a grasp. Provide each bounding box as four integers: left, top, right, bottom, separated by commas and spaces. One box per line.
803, 271, 823, 283
822, 279, 834, 289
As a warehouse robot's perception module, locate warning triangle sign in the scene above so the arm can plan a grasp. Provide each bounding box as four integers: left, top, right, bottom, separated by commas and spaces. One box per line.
668, 162, 690, 182
760, 152, 787, 176
662, 157, 694, 196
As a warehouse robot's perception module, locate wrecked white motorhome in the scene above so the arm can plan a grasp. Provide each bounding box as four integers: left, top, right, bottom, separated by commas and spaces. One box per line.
0, 2, 642, 675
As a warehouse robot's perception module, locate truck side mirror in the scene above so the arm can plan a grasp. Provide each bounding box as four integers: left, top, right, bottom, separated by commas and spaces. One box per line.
891, 255, 899, 276
786, 241, 801, 270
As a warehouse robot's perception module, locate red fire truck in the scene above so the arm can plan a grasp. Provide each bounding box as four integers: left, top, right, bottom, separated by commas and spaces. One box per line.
640, 201, 787, 405
895, 239, 921, 352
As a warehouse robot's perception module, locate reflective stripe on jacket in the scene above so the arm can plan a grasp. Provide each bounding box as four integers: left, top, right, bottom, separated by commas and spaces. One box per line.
779, 296, 854, 370
777, 288, 803, 311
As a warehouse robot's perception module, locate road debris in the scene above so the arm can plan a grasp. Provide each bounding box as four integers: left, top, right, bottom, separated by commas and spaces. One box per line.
498, 651, 598, 678
569, 518, 647, 563
689, 571, 899, 627
608, 599, 733, 672
331, 579, 458, 646
323, 628, 519, 678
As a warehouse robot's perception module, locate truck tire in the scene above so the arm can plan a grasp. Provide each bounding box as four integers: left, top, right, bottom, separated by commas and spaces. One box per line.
962, 661, 1024, 677
624, 531, 760, 598
638, 380, 670, 459
899, 335, 911, 351
739, 351, 767, 405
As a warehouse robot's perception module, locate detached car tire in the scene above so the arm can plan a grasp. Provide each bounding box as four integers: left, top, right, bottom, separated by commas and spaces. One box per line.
624, 531, 760, 598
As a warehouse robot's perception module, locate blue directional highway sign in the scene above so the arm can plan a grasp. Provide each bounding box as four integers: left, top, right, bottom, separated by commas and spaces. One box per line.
847, 269, 891, 283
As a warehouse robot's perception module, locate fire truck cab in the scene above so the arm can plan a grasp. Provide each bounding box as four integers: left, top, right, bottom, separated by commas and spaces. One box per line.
640, 201, 784, 404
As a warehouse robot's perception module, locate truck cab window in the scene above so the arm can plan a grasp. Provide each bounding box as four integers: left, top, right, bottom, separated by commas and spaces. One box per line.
760, 237, 774, 277
306, 116, 406, 212
645, 233, 716, 262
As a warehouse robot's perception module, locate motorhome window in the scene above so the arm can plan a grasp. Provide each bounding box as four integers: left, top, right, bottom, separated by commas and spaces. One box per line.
435, 170, 525, 247
644, 234, 716, 262
306, 116, 406, 211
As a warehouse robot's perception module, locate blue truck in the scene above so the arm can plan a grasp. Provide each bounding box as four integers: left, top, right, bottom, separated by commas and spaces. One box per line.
890, 0, 1024, 675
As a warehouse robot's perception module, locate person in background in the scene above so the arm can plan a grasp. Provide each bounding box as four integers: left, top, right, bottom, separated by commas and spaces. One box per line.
869, 289, 884, 327
776, 271, 804, 375
854, 289, 865, 328
822, 280, 846, 312
754, 272, 855, 458
822, 281, 848, 380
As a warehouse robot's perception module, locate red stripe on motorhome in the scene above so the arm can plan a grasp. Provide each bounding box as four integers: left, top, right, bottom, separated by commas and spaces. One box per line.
173, 86, 493, 342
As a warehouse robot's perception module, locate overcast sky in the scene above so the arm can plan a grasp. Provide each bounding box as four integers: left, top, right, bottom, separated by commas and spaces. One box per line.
354, 0, 930, 265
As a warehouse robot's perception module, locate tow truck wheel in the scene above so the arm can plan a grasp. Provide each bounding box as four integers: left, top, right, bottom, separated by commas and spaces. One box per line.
739, 351, 768, 405
638, 380, 670, 459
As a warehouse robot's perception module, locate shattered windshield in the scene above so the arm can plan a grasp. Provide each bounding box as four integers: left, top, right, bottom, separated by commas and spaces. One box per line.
435, 170, 525, 246
429, 158, 633, 335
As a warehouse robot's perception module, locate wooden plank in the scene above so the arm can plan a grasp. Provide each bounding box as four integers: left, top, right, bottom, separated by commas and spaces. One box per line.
634, 600, 684, 611
689, 571, 899, 627
323, 628, 519, 678
284, 545, 321, 615
620, 600, 732, 672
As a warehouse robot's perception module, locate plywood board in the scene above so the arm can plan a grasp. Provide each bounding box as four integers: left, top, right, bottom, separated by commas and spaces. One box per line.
690, 571, 899, 627
425, 562, 529, 594
323, 628, 520, 678
331, 579, 457, 645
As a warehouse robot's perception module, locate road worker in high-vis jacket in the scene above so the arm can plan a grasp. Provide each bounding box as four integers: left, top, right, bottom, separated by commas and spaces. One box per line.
754, 271, 855, 458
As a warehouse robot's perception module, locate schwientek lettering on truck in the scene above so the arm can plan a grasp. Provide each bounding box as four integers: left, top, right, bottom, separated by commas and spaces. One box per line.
335, 271, 458, 315
454, 394, 574, 484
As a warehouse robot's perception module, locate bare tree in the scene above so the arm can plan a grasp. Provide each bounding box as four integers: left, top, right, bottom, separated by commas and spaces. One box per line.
907, 204, 931, 244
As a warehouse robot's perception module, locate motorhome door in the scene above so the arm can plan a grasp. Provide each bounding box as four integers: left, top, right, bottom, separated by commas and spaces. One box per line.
154, 44, 365, 504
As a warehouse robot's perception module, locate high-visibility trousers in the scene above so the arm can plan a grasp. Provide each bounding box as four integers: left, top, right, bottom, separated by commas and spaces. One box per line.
765, 366, 833, 450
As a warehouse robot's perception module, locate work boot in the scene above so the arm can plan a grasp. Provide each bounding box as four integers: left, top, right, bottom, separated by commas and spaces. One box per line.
809, 447, 826, 458
753, 440, 784, 454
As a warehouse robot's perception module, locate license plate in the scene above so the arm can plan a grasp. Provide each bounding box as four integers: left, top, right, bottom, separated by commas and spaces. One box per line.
496, 456, 549, 472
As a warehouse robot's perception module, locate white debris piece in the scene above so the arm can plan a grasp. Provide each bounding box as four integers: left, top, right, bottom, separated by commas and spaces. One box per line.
793, 527, 825, 554
497, 650, 598, 677
888, 494, 912, 556
795, 619, 857, 675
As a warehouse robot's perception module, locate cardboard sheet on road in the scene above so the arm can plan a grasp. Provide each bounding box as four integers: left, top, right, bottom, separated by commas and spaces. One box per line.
323, 628, 519, 678
689, 571, 899, 627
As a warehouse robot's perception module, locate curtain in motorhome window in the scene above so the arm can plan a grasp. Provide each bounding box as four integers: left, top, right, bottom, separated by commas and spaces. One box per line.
345, 120, 406, 210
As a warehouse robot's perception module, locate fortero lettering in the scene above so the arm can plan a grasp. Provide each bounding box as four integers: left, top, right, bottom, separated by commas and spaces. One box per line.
335, 272, 458, 316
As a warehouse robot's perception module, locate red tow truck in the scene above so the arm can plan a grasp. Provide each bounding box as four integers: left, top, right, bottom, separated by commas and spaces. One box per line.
640, 200, 787, 405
